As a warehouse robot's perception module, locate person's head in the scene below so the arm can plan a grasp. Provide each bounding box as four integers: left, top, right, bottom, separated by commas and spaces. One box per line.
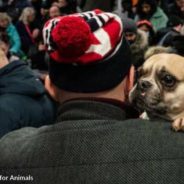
19, 7, 36, 24
137, 20, 152, 32
175, 0, 184, 12
137, 0, 157, 19
137, 19, 155, 41
167, 15, 184, 32
40, 1, 51, 17
0, 13, 11, 29
123, 18, 137, 44
49, 6, 61, 18
58, 0, 68, 7
43, 10, 134, 103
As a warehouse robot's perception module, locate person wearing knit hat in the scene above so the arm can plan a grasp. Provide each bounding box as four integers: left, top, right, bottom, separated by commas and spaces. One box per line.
43, 9, 134, 93
137, 19, 155, 45
1, 10, 184, 184
123, 18, 149, 69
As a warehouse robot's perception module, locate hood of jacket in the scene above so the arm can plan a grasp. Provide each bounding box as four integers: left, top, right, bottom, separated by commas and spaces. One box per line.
0, 60, 45, 97
130, 29, 148, 68
130, 29, 148, 54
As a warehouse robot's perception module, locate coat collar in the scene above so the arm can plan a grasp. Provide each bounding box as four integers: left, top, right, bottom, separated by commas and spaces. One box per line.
56, 98, 139, 122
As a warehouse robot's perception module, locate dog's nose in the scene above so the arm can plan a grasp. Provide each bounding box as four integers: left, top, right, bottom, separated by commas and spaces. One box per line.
138, 80, 152, 92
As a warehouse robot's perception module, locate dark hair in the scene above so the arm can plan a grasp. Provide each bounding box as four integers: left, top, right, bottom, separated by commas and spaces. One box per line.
136, 0, 158, 20
60, 0, 77, 14
167, 15, 184, 27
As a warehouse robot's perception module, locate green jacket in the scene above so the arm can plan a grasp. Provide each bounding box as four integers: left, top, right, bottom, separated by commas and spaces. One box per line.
0, 100, 184, 183
150, 7, 168, 31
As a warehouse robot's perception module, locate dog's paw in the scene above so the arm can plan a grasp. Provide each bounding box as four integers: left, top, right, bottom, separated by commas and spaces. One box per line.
140, 112, 150, 120
172, 118, 184, 132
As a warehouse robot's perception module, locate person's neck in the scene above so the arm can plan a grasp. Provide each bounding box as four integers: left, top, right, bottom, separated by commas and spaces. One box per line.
57, 79, 127, 104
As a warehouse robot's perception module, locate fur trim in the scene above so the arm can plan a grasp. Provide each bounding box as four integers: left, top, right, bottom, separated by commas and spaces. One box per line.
180, 25, 184, 35
130, 29, 148, 53
130, 29, 148, 68
144, 46, 174, 60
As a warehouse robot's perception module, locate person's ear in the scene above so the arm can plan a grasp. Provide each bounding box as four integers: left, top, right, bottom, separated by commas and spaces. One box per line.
45, 75, 60, 102
0, 49, 9, 69
126, 65, 135, 92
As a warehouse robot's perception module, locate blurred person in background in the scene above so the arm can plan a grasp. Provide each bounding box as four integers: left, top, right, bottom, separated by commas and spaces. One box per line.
123, 18, 148, 69
135, 0, 168, 31
137, 19, 155, 45
16, 7, 40, 55
49, 5, 61, 18
52, 0, 79, 15
158, 15, 184, 47
0, 13, 22, 57
0, 33, 20, 62
168, 0, 184, 19
39, 3, 50, 28
0, 49, 56, 138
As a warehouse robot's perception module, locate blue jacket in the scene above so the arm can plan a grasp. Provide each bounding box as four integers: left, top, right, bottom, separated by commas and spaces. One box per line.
0, 61, 56, 137
6, 23, 21, 55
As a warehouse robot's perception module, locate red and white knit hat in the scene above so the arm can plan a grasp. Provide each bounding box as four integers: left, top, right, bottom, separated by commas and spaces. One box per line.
43, 10, 132, 92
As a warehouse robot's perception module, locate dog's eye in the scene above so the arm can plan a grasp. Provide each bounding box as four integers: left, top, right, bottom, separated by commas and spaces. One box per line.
161, 74, 176, 88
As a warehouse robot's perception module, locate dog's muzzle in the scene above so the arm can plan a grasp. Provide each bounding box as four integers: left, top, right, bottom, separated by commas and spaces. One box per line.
137, 80, 152, 93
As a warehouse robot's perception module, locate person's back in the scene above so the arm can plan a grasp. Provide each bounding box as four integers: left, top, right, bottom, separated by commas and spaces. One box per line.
0, 100, 184, 183
0, 57, 56, 137
0, 10, 184, 184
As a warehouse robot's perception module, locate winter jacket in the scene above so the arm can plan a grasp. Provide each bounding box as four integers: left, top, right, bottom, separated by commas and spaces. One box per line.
0, 100, 184, 183
0, 60, 56, 137
130, 29, 148, 68
158, 29, 180, 47
15, 21, 35, 54
150, 7, 168, 31
6, 23, 21, 55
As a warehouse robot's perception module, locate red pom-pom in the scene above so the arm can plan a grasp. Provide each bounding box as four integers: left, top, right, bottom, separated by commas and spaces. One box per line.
51, 16, 91, 60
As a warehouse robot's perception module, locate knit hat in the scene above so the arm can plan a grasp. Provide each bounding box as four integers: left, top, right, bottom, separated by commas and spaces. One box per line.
43, 10, 132, 92
137, 19, 153, 29
122, 18, 137, 33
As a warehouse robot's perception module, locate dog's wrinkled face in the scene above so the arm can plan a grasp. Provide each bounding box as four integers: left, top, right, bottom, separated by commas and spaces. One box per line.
129, 53, 184, 120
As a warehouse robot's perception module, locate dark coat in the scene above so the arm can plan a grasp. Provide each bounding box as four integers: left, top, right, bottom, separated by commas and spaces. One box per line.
0, 60, 56, 138
0, 100, 184, 183
158, 29, 180, 47
15, 21, 35, 54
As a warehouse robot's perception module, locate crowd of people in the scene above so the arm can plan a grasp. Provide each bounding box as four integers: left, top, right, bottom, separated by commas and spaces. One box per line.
0, 0, 184, 183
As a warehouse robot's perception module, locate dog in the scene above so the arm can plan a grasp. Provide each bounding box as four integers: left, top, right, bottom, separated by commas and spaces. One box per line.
129, 53, 184, 131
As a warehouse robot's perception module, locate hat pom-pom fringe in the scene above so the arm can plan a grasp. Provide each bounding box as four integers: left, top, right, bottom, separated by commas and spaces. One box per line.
51, 16, 91, 60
